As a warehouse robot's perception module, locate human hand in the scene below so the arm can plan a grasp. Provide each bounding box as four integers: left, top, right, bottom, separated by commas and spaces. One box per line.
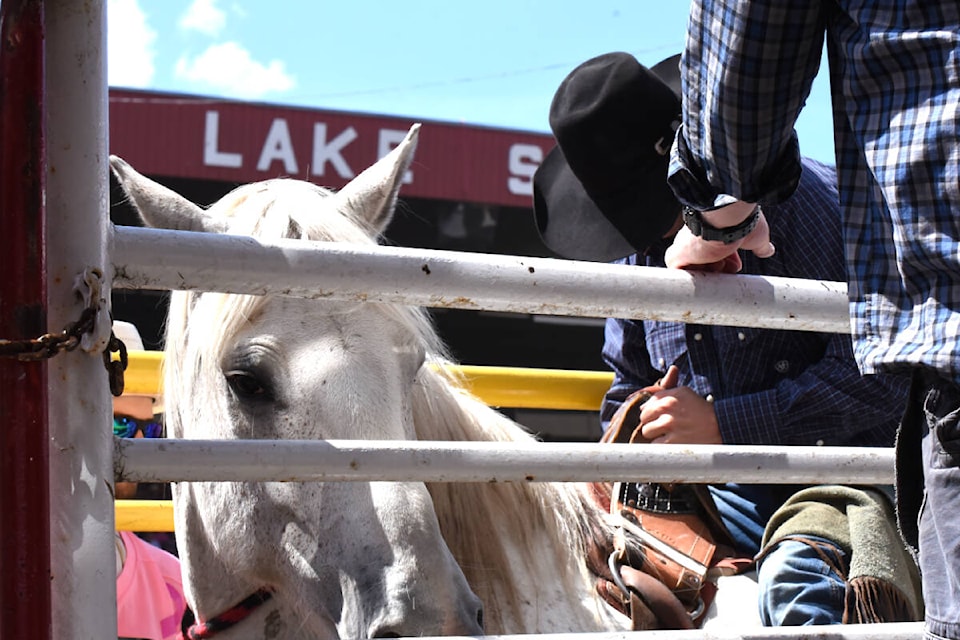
664, 205, 775, 273
638, 386, 722, 445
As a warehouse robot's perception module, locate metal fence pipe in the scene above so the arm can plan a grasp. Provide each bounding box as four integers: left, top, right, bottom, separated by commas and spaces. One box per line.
452, 364, 611, 410
410, 623, 923, 640
45, 1, 115, 637
111, 226, 851, 334
116, 439, 895, 485
0, 1, 50, 637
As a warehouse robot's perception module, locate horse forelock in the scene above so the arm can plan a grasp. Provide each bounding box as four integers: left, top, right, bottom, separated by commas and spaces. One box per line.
211, 178, 384, 245
413, 364, 608, 632
162, 176, 426, 435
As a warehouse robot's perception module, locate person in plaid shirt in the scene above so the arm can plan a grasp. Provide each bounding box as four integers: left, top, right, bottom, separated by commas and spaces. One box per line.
664, 3, 960, 638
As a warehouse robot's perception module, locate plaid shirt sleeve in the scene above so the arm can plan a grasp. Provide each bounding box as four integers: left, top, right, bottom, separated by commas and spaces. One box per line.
667, 1, 826, 210
667, 1, 960, 383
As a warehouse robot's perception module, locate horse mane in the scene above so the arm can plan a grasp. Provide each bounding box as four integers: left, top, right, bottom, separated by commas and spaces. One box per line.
412, 361, 609, 632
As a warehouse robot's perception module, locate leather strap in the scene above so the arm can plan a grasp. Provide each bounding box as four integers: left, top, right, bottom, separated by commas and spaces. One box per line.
602, 388, 655, 445
179, 589, 274, 640
595, 568, 695, 631
615, 483, 716, 598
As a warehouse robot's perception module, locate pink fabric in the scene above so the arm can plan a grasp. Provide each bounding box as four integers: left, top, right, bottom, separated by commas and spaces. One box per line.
117, 530, 187, 640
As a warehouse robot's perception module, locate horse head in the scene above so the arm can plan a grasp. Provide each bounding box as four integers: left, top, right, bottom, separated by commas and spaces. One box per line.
110, 124, 485, 639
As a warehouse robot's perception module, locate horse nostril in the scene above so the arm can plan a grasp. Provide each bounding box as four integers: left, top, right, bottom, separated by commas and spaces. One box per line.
476, 605, 484, 629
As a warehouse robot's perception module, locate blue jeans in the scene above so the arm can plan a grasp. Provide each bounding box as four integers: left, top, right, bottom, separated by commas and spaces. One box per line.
709, 484, 846, 625
897, 368, 960, 640
756, 537, 846, 626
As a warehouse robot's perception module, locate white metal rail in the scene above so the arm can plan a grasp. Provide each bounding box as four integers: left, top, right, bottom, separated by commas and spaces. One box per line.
419, 625, 925, 640
115, 440, 895, 485
111, 225, 851, 333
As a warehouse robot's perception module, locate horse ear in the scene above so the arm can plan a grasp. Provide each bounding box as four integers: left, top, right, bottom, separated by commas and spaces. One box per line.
109, 155, 226, 233
333, 123, 420, 233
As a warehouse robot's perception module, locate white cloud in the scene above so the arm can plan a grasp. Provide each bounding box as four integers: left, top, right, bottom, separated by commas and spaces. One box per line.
175, 42, 295, 99
107, 0, 157, 87
179, 0, 226, 37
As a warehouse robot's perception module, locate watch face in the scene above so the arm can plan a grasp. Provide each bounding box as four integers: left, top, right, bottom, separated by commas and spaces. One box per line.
682, 207, 702, 236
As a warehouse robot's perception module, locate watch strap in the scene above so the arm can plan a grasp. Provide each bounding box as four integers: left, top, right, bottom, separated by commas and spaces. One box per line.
682, 205, 760, 244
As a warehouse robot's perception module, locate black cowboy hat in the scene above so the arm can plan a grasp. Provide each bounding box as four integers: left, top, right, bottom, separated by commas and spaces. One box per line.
533, 52, 682, 262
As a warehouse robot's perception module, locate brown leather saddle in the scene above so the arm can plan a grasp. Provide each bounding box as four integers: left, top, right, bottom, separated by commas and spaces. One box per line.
589, 383, 750, 630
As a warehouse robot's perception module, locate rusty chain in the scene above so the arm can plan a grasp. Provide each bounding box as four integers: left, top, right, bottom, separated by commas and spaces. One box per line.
0, 305, 127, 396
103, 330, 127, 396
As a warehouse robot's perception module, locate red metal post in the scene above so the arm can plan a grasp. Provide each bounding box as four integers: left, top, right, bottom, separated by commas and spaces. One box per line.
0, 1, 50, 639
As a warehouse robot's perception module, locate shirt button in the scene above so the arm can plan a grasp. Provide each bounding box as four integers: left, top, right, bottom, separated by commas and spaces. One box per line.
816, 439, 825, 446
693, 333, 703, 341
658, 357, 666, 368
705, 394, 715, 403
775, 360, 789, 373
738, 332, 746, 341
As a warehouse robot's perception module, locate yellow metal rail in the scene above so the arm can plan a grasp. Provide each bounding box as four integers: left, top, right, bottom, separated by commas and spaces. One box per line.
123, 350, 164, 396
451, 364, 611, 411
116, 500, 174, 532
116, 351, 613, 530
123, 350, 613, 411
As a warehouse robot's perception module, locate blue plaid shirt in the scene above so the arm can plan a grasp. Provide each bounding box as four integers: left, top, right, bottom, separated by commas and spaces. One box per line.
603, 158, 909, 446
667, 1, 960, 383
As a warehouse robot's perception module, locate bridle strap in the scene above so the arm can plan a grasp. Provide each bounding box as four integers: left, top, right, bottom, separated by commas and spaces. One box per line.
180, 588, 274, 640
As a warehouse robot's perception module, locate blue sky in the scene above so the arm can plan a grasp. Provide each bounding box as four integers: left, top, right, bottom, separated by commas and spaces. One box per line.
107, 0, 836, 164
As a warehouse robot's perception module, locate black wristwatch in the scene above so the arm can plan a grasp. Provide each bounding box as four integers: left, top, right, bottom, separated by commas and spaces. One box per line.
682, 205, 761, 244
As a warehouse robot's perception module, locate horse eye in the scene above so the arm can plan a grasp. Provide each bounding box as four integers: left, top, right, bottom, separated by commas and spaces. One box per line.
225, 370, 272, 401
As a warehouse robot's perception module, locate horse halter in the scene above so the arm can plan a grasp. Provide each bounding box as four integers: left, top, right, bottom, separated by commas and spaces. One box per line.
179, 588, 274, 639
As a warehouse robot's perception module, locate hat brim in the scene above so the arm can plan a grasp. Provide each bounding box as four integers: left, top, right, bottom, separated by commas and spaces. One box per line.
650, 54, 681, 98
533, 147, 636, 263
534, 145, 681, 262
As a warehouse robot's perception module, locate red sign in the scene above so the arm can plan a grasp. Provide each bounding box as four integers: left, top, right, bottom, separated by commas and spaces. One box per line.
109, 89, 555, 208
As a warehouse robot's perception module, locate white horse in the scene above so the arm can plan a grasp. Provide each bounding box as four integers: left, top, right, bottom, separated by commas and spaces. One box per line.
111, 124, 756, 638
